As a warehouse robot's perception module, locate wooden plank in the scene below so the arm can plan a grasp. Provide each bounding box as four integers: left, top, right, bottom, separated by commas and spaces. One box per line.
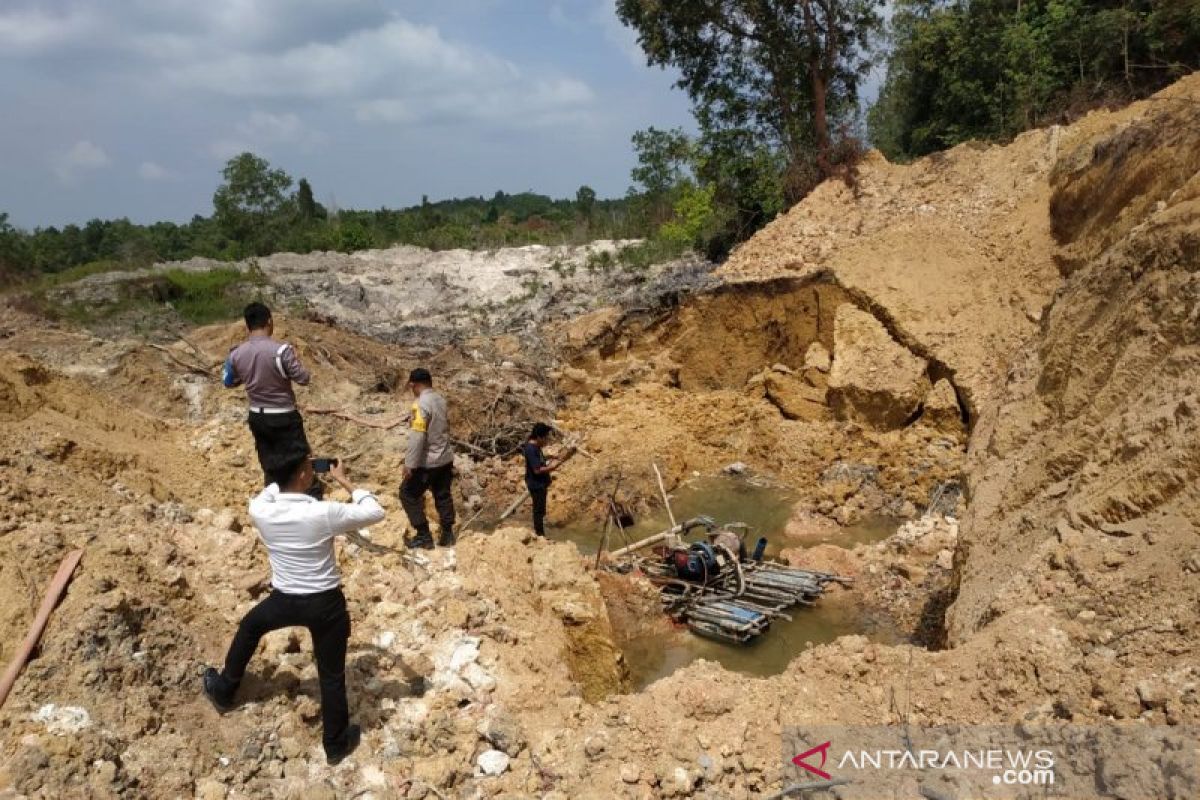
0, 549, 84, 709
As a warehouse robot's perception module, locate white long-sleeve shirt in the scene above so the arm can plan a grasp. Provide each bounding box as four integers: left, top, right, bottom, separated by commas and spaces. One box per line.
248, 484, 385, 594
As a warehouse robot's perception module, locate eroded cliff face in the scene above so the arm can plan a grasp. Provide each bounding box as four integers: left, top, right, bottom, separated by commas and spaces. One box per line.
949, 80, 1200, 662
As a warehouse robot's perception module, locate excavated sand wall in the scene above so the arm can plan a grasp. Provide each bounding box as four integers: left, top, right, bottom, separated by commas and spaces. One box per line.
949, 82, 1200, 645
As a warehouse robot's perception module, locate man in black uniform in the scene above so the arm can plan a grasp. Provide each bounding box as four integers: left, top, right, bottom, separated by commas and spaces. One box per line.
520, 423, 573, 538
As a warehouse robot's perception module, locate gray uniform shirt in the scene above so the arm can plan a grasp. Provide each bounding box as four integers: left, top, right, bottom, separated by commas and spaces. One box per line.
225, 335, 311, 410
405, 389, 453, 469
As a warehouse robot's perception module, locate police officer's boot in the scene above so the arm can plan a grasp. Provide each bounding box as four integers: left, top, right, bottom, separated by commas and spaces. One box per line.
407, 528, 434, 550
437, 526, 456, 548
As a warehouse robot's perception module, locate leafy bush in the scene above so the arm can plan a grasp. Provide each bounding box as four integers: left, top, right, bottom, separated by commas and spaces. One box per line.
163, 267, 258, 324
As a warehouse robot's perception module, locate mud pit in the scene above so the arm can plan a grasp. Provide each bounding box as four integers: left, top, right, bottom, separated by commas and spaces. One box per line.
4, 74, 1200, 800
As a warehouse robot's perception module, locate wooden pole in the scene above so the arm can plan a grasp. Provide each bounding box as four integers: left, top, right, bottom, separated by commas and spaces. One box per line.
609, 530, 675, 558
593, 514, 611, 571
652, 461, 676, 529
497, 490, 530, 522
0, 549, 84, 709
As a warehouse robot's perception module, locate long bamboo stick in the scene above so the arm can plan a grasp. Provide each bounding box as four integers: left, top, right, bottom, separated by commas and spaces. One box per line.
609, 530, 675, 558
497, 490, 530, 522
0, 549, 84, 709
651, 461, 676, 529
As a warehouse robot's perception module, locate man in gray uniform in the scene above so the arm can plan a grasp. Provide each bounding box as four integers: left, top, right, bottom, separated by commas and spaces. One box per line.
223, 302, 315, 489
399, 367, 456, 549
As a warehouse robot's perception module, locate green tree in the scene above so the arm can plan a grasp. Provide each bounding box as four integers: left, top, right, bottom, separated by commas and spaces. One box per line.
694, 128, 788, 259
212, 153, 294, 256
575, 185, 597, 221
337, 220, 374, 253
659, 182, 718, 248
296, 177, 325, 222
0, 212, 31, 277
629, 127, 694, 226
618, 0, 884, 193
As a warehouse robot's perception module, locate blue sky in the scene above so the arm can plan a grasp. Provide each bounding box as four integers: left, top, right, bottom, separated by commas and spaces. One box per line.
0, 1, 699, 227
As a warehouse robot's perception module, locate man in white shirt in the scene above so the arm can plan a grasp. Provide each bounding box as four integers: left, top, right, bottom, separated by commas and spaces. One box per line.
202, 455, 385, 765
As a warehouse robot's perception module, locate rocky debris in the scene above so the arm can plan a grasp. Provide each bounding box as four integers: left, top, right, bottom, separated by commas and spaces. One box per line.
477, 710, 525, 757
783, 508, 842, 541
889, 515, 959, 557
782, 515, 959, 635
747, 365, 829, 421
919, 378, 964, 434
476, 749, 510, 776
31, 704, 91, 735
48, 242, 714, 348
828, 304, 930, 430
803, 342, 832, 374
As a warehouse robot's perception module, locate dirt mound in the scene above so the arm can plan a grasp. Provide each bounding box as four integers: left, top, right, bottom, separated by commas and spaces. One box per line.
721, 129, 1063, 421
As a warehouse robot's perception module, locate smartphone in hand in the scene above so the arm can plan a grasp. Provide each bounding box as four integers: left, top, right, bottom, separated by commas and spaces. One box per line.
312, 457, 339, 473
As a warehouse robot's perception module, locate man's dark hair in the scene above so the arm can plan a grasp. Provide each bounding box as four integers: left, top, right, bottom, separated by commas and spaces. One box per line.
244, 302, 272, 331
267, 451, 308, 489
530, 422, 553, 440
408, 367, 432, 386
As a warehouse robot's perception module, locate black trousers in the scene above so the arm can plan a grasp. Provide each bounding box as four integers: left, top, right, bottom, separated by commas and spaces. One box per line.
247, 410, 311, 484
400, 463, 456, 537
247, 410, 324, 498
217, 588, 351, 751
528, 483, 548, 537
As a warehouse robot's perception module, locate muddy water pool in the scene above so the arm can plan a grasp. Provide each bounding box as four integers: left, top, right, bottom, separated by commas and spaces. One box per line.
549, 476, 901, 690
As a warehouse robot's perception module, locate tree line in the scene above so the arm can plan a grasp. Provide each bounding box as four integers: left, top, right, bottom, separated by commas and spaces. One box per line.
0, 153, 642, 287
869, 0, 1200, 160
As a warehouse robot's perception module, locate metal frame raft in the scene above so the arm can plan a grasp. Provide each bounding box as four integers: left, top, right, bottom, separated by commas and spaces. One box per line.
602, 516, 853, 644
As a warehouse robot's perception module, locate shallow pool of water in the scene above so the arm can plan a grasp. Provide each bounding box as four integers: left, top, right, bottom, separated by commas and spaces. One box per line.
546, 474, 902, 690
622, 592, 903, 689
552, 475, 799, 556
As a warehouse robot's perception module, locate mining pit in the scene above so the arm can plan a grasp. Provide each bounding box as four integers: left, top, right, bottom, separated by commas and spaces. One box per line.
2, 74, 1200, 799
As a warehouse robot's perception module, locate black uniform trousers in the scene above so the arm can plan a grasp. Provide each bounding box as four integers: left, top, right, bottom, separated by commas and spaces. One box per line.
399, 463, 456, 537
213, 587, 351, 753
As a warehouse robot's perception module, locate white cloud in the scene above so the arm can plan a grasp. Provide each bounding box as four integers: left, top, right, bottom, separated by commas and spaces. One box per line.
161, 18, 593, 129
590, 2, 646, 68
209, 110, 325, 161
236, 111, 322, 146
164, 19, 506, 99
137, 161, 172, 181
53, 140, 111, 184
0, 6, 97, 54
355, 76, 595, 128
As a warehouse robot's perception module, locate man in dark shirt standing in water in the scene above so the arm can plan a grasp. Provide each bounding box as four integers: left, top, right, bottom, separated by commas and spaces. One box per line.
521, 423, 574, 538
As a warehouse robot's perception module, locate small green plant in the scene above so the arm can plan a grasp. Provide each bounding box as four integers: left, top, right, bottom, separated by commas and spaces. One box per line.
615, 237, 689, 272
548, 258, 577, 279
585, 249, 616, 273
163, 267, 254, 324
519, 275, 544, 300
